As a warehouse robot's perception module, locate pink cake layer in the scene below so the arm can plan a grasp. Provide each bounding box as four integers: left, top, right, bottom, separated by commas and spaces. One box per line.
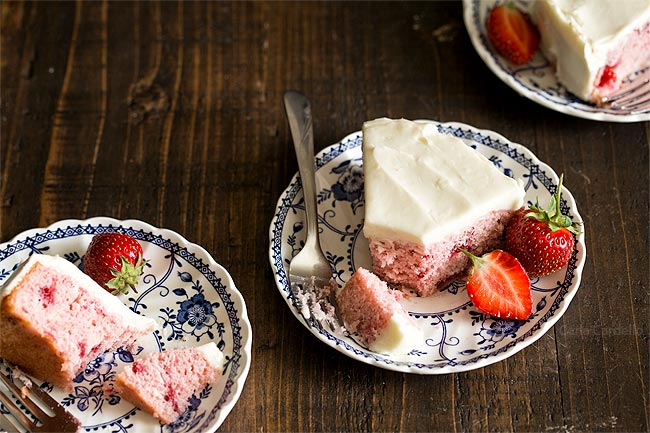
0, 262, 152, 389
336, 267, 407, 346
594, 21, 650, 101
368, 209, 516, 297
114, 346, 222, 424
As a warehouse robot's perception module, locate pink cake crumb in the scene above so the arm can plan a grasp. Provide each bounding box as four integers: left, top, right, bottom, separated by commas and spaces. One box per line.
594, 22, 650, 101
114, 343, 224, 424
336, 268, 419, 353
368, 209, 516, 297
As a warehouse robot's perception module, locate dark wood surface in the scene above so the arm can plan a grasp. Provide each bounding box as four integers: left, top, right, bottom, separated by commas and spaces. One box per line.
1, 1, 648, 432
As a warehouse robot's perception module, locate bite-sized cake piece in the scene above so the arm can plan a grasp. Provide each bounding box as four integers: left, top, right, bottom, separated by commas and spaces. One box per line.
336, 268, 421, 354
532, 0, 650, 103
114, 343, 224, 424
0, 254, 157, 389
362, 118, 525, 297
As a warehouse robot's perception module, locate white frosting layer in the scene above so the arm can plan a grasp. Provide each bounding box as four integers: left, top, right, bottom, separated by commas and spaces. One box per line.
533, 0, 650, 100
369, 312, 421, 355
1, 254, 157, 333
195, 342, 225, 371
362, 118, 525, 246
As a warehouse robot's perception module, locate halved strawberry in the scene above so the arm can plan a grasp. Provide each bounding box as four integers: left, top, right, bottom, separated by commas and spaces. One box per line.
461, 249, 532, 320
84, 233, 147, 295
505, 174, 582, 278
487, 2, 539, 65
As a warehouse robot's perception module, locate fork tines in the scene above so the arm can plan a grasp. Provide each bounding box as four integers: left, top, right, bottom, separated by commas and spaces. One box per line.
601, 72, 650, 114
0, 368, 81, 433
290, 276, 342, 333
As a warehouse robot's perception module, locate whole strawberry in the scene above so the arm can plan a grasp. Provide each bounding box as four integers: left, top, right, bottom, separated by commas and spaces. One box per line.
505, 175, 582, 278
461, 249, 532, 320
84, 233, 147, 295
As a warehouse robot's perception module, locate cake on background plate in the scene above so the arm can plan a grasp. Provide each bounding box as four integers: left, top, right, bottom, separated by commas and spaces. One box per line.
336, 267, 421, 354
532, 0, 650, 103
362, 118, 525, 297
113, 342, 224, 424
0, 254, 156, 389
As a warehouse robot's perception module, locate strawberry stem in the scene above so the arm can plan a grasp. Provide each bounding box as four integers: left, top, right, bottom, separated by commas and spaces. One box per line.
526, 174, 582, 235
459, 248, 482, 267
554, 174, 563, 222
107, 254, 147, 296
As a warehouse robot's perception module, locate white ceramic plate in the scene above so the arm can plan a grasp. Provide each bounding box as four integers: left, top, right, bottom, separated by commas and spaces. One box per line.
463, 0, 650, 123
0, 217, 252, 433
269, 121, 586, 374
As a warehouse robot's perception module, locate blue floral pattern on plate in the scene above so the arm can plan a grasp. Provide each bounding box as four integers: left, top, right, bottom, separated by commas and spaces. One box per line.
269, 120, 586, 374
0, 218, 251, 432
462, 0, 650, 123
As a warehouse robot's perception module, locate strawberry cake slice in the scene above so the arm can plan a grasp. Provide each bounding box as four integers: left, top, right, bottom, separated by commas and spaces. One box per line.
114, 343, 224, 424
362, 118, 525, 297
0, 254, 157, 389
532, 0, 650, 103
336, 267, 421, 354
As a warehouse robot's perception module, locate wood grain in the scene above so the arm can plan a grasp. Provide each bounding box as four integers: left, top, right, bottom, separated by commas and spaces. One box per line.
1, 2, 648, 432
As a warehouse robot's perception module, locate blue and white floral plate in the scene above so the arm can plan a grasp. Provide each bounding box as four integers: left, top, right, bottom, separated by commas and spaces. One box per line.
463, 0, 650, 123
269, 121, 586, 374
0, 217, 252, 432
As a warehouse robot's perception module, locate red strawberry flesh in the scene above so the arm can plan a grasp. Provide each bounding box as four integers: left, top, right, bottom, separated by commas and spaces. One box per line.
487, 3, 539, 65
462, 249, 532, 320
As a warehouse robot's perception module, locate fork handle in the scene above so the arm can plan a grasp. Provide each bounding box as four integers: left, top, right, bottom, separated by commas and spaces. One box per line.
283, 90, 320, 250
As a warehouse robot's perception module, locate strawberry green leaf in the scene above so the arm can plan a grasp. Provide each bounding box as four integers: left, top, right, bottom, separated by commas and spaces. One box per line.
106, 254, 147, 296
524, 174, 582, 234
547, 195, 557, 218
556, 215, 572, 227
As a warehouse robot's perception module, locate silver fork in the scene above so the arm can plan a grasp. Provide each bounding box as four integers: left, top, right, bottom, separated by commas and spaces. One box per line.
0, 366, 82, 433
283, 90, 339, 331
601, 67, 650, 114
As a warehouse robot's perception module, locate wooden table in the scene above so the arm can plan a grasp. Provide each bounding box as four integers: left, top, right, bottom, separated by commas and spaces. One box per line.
1, 1, 648, 432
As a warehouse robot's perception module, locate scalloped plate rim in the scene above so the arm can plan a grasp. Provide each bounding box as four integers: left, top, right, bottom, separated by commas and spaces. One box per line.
462, 0, 650, 123
0, 216, 252, 433
269, 120, 586, 374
